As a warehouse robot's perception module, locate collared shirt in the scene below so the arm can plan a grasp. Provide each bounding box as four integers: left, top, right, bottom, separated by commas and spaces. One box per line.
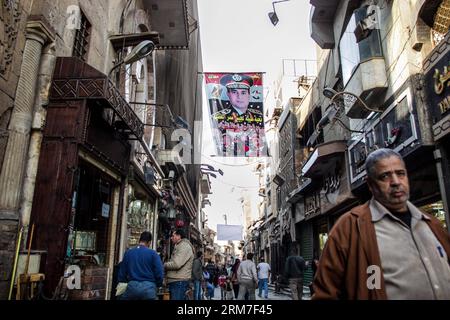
237, 260, 258, 283
370, 198, 450, 299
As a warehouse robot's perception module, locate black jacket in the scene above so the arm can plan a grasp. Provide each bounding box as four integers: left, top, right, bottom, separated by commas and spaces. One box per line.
284, 256, 306, 279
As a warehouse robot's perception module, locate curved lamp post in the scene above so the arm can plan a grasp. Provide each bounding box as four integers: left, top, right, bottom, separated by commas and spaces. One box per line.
306, 88, 382, 147
323, 87, 382, 114
108, 40, 155, 79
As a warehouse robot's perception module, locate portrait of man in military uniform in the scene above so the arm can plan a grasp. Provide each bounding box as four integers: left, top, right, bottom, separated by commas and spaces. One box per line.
211, 74, 264, 127
205, 72, 267, 157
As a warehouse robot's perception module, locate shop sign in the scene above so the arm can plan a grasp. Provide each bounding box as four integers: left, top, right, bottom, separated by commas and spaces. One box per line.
304, 192, 320, 220
320, 171, 341, 206
101, 203, 110, 218
424, 50, 450, 140
348, 135, 367, 186
348, 87, 418, 188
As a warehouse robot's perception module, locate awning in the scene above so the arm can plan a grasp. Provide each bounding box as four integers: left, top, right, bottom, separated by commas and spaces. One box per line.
302, 141, 347, 178
143, 0, 190, 49
287, 177, 313, 203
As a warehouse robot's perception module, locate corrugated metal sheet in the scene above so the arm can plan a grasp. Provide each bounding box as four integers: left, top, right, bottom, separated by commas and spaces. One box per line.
300, 222, 314, 285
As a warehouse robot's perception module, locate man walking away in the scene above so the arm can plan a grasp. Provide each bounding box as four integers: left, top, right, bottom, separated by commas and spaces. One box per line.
118, 231, 164, 300
284, 246, 306, 300
192, 251, 203, 300
237, 253, 258, 300
164, 228, 195, 300
257, 257, 271, 299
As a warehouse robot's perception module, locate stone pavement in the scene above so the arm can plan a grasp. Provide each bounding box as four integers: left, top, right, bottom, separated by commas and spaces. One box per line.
211, 284, 311, 301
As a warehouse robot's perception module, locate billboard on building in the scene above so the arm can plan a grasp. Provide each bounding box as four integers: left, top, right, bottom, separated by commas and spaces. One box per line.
204, 72, 267, 157
217, 224, 243, 241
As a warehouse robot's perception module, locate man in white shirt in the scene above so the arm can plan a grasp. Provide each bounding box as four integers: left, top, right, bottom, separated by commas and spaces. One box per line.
257, 257, 271, 299
237, 253, 258, 300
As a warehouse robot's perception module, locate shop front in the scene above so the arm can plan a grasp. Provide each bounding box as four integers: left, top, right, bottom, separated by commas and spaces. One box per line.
423, 31, 450, 231
30, 57, 144, 299
126, 171, 158, 248
348, 76, 444, 226
289, 140, 354, 284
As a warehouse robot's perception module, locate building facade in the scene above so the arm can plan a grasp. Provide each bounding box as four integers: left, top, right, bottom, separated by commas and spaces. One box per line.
0, 0, 203, 300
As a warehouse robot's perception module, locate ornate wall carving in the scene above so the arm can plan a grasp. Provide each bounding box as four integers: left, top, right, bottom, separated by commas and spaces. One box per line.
0, 0, 21, 79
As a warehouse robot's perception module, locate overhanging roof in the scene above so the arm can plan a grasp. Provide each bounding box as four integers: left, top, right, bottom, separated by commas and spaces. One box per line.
302, 141, 347, 178
143, 0, 190, 49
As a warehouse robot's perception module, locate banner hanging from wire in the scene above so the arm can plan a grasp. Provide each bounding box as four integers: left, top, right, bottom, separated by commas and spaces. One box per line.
204, 72, 268, 157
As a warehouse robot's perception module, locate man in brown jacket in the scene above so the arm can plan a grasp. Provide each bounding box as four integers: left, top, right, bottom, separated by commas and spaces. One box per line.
164, 228, 194, 300
312, 148, 450, 300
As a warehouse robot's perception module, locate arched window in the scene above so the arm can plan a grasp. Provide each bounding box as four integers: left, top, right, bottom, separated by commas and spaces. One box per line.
431, 0, 450, 46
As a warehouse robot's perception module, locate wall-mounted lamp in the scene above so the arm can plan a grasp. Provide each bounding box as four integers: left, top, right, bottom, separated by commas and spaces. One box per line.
268, 0, 290, 26
201, 164, 224, 176
108, 40, 155, 79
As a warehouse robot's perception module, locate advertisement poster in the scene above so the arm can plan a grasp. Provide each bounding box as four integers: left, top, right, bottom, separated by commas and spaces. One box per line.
205, 72, 267, 157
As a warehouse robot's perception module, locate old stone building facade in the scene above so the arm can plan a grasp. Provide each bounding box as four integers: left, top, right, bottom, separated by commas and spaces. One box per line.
0, 0, 203, 300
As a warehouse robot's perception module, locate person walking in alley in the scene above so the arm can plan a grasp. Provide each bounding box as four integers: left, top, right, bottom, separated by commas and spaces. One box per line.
164, 228, 194, 300
257, 257, 271, 299
312, 148, 450, 300
237, 253, 258, 300
192, 251, 204, 300
117, 231, 164, 300
284, 246, 306, 300
230, 258, 241, 299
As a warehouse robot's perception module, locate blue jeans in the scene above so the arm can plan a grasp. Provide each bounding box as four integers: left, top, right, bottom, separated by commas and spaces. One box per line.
258, 278, 268, 298
193, 280, 202, 300
168, 280, 190, 300
120, 281, 157, 300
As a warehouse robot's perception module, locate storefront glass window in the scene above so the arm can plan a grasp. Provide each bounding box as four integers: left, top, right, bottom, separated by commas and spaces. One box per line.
70, 162, 115, 267
127, 195, 155, 247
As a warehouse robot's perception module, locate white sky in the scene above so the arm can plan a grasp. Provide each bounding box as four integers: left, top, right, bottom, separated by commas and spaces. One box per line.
197, 0, 317, 244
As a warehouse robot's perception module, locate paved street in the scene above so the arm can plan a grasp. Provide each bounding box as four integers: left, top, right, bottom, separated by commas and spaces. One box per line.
210, 284, 311, 301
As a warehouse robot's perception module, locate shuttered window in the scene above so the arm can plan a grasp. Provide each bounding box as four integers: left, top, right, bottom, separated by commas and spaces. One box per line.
72, 10, 91, 61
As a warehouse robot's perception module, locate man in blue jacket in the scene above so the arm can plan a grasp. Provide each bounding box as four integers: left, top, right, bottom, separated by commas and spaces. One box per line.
118, 231, 164, 300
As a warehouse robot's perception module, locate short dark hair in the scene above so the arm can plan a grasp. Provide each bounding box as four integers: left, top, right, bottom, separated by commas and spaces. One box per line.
197, 251, 203, 258
173, 228, 186, 239
260, 257, 265, 262
246, 252, 254, 260
365, 148, 405, 179
139, 231, 152, 243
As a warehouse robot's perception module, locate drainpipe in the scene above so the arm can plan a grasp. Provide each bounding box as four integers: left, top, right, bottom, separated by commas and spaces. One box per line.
19, 43, 56, 247
0, 18, 54, 231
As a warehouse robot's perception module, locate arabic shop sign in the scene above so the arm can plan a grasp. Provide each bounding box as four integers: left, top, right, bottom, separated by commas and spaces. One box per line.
425, 50, 450, 141
348, 87, 419, 189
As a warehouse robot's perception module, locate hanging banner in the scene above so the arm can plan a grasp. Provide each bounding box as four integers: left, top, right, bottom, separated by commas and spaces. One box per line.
205, 72, 267, 157
217, 224, 243, 241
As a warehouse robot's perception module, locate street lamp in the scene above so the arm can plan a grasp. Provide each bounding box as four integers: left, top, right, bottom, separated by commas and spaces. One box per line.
322, 87, 382, 114
268, 0, 290, 26
307, 87, 380, 147
108, 40, 155, 79
201, 164, 224, 176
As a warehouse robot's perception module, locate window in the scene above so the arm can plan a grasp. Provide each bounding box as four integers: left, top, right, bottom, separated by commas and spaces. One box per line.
72, 10, 91, 61
431, 0, 450, 46
340, 6, 383, 85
